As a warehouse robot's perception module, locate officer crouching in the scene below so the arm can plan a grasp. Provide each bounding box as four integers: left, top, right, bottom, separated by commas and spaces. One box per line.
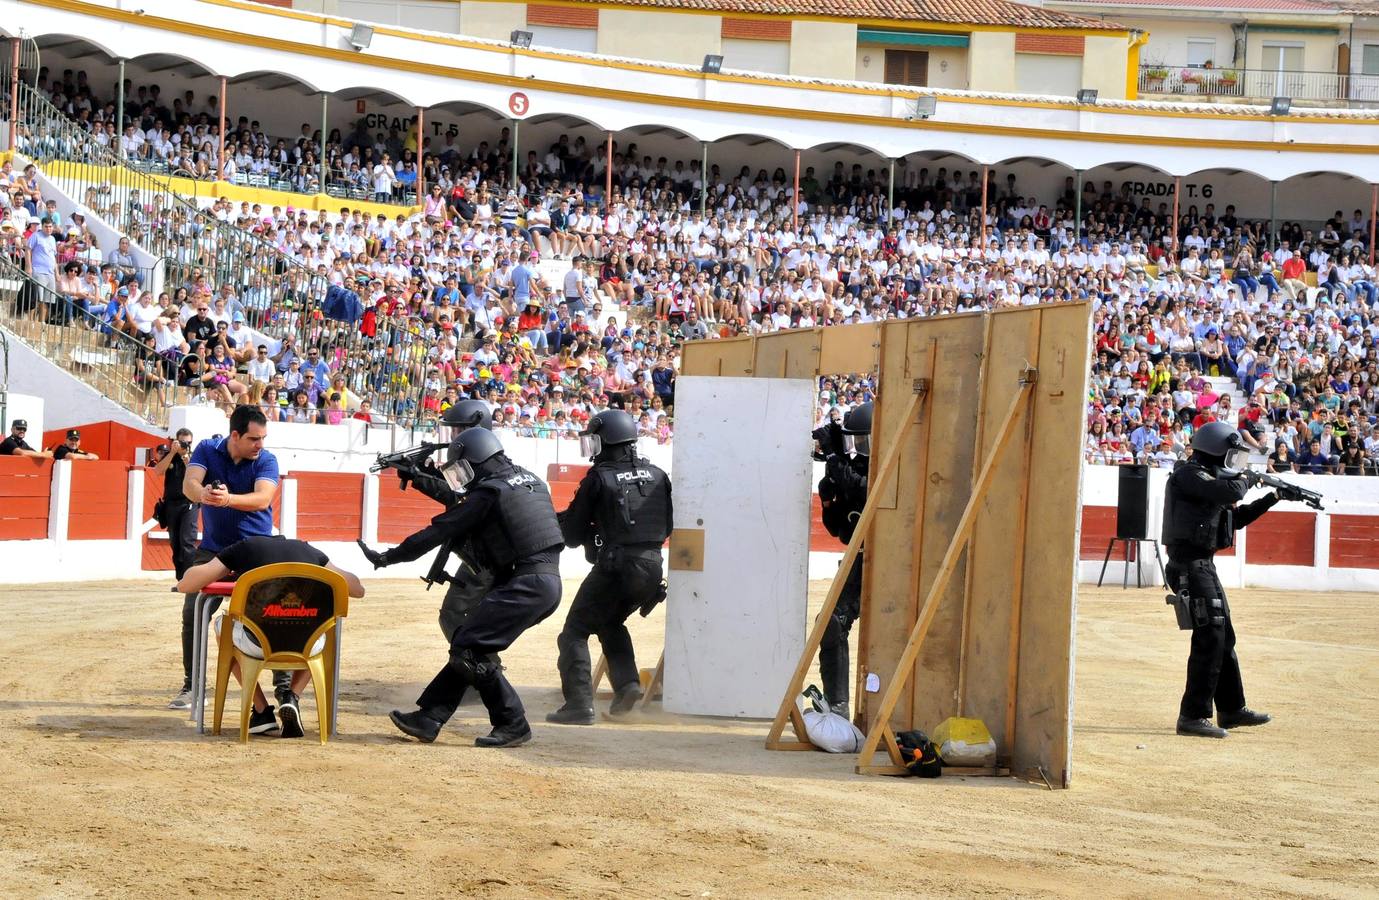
1162, 421, 1282, 739
359, 429, 563, 747
548, 410, 673, 724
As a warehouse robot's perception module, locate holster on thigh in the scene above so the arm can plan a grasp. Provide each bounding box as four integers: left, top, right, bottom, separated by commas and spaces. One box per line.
449, 646, 502, 686
1166, 559, 1226, 630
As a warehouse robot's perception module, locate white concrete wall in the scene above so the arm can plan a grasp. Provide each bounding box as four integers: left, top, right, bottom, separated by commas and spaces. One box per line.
0, 391, 44, 440
596, 9, 720, 67
969, 32, 1018, 93
787, 21, 857, 81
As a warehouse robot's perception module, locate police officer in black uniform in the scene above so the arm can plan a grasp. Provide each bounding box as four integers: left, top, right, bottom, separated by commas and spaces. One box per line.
359, 428, 563, 747
815, 401, 871, 720
547, 410, 673, 725
1163, 420, 1291, 738
393, 399, 495, 641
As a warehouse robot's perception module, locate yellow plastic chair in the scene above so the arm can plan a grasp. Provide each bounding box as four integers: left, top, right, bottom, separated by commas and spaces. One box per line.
210, 563, 349, 744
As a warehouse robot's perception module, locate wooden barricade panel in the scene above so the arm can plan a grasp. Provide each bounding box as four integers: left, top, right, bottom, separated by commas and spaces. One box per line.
293, 472, 364, 542
681, 335, 754, 377
1009, 303, 1091, 787
68, 461, 131, 540
377, 469, 444, 543
1245, 511, 1315, 567
818, 323, 880, 377
752, 329, 822, 380
0, 456, 53, 540
141, 466, 173, 570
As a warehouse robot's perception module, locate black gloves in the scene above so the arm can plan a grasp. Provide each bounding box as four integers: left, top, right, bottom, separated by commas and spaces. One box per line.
1276, 483, 1305, 503
357, 540, 388, 569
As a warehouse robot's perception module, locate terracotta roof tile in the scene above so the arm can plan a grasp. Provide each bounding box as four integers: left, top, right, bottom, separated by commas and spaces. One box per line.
1059, 0, 1334, 9
574, 0, 1124, 30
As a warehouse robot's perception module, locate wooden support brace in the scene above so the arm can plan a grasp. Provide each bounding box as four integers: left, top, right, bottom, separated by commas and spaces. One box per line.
640, 652, 664, 708
765, 387, 929, 750
855, 378, 1035, 774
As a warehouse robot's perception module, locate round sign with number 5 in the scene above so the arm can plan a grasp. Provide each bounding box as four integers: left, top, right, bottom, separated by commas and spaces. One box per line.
508, 92, 529, 116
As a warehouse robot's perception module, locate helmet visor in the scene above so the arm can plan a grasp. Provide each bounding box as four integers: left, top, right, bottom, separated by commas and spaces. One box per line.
440, 458, 475, 493
844, 434, 871, 457
579, 434, 602, 458
1225, 448, 1250, 471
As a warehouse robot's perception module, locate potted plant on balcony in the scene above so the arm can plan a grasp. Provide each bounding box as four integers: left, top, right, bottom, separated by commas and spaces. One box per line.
1144, 65, 1170, 91
1218, 69, 1240, 94
1180, 68, 1201, 93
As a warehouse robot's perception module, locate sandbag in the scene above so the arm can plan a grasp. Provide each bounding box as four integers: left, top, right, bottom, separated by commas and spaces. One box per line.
803, 708, 865, 753
932, 716, 998, 767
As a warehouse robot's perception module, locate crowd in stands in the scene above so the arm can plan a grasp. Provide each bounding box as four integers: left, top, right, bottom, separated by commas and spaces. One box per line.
9, 65, 1379, 468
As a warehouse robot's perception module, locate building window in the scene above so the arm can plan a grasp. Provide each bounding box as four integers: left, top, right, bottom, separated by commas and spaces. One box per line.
1186, 38, 1216, 68
884, 49, 929, 86
1362, 44, 1379, 76
1261, 42, 1304, 73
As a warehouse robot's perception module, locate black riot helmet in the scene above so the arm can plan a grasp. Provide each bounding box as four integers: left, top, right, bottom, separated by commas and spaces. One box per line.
441, 398, 492, 431
441, 428, 505, 491
1190, 420, 1246, 468
841, 401, 873, 457
579, 409, 638, 460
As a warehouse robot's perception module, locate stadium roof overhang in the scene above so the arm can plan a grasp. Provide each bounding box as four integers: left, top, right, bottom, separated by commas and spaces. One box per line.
9, 0, 1379, 182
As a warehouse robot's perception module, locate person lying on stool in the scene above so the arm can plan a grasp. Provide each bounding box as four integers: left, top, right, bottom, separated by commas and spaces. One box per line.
176, 535, 365, 738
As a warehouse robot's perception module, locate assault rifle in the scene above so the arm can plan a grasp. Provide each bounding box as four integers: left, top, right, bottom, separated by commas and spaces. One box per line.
371, 441, 443, 484
1244, 469, 1325, 510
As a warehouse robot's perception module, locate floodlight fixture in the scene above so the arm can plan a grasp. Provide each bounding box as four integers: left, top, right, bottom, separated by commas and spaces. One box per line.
910, 95, 937, 120
702, 54, 723, 74
1077, 88, 1098, 104
1270, 96, 1292, 116
510, 30, 533, 49
348, 23, 373, 52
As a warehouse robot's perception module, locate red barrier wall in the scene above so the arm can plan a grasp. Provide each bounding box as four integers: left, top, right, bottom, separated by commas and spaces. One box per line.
1329, 515, 1379, 569
1244, 511, 1315, 567
40, 421, 163, 464
0, 457, 53, 539
141, 469, 173, 571
377, 469, 444, 543
292, 473, 363, 541
67, 461, 130, 539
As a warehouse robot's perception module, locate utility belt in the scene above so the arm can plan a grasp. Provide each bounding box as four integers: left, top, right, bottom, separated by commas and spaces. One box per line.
1165, 559, 1226, 631
510, 563, 561, 578
596, 543, 663, 572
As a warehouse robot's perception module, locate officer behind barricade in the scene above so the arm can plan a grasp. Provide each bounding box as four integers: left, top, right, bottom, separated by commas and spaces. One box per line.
815, 401, 871, 720
358, 429, 563, 747
1163, 420, 1292, 738
547, 410, 673, 725
390, 399, 495, 641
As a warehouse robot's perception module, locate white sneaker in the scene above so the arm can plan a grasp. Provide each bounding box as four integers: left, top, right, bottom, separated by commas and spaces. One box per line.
167, 688, 193, 710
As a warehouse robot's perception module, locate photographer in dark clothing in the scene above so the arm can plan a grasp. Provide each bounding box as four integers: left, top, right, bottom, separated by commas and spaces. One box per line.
814, 402, 871, 719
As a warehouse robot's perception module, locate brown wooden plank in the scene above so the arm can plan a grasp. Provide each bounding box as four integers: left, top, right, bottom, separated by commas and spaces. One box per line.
1012, 303, 1091, 788
818, 322, 880, 376
680, 335, 754, 377
751, 329, 820, 380
958, 310, 1041, 750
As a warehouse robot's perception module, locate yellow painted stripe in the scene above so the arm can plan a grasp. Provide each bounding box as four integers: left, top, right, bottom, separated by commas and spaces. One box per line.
27, 0, 1379, 147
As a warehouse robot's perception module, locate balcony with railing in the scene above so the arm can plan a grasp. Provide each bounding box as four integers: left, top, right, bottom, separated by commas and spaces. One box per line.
1137, 65, 1379, 108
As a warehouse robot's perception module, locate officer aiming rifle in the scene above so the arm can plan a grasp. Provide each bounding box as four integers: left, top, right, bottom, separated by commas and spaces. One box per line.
373, 400, 497, 639
1160, 421, 1317, 739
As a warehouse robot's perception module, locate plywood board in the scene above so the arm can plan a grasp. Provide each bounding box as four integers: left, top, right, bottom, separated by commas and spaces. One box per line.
668, 528, 705, 571
662, 376, 815, 718
680, 336, 753, 377
1011, 304, 1091, 786
819, 322, 880, 377
752, 329, 822, 380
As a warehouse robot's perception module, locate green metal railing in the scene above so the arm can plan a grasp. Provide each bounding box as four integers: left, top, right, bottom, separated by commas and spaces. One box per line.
0, 256, 181, 428
5, 80, 434, 426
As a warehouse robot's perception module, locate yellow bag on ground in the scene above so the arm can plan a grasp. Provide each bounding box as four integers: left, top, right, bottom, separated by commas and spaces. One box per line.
932, 717, 997, 767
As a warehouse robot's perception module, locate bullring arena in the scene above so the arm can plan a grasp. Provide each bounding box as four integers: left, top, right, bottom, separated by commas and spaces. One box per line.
3, 0, 1379, 895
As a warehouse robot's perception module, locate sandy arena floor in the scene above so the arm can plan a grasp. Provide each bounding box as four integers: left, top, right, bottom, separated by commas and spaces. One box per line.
0, 578, 1375, 898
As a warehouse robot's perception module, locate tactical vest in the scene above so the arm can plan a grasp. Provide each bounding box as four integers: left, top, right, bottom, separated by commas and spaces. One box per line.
819, 455, 868, 544
592, 460, 672, 547
470, 464, 564, 567
1161, 462, 1235, 552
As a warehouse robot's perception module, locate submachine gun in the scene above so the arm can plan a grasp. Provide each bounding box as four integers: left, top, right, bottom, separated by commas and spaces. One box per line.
371, 441, 444, 491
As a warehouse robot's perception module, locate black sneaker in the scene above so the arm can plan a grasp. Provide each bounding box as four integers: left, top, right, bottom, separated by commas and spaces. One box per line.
545, 705, 596, 725
249, 705, 280, 735
278, 692, 304, 739
475, 721, 532, 747
1176, 716, 1228, 739
390, 708, 443, 743
609, 682, 644, 716
1218, 707, 1271, 729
